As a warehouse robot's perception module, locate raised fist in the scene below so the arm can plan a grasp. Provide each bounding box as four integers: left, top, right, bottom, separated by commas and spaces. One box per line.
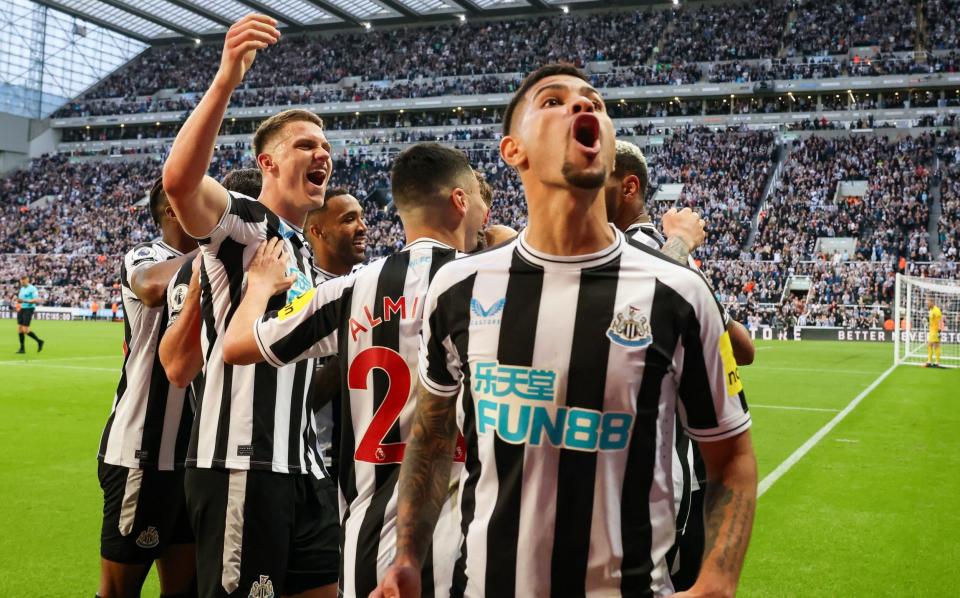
216, 15, 281, 90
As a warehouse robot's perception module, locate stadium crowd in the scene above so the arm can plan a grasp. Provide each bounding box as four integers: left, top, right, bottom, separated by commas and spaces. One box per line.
646, 128, 778, 260
753, 133, 935, 263
8, 123, 954, 329
49, 0, 960, 119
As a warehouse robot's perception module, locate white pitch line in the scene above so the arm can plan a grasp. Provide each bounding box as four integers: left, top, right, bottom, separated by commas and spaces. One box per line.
758, 364, 896, 497
750, 404, 840, 413
749, 366, 883, 376
0, 362, 116, 373
0, 354, 118, 365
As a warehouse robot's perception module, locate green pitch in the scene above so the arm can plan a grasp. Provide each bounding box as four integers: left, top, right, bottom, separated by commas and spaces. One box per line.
0, 321, 956, 596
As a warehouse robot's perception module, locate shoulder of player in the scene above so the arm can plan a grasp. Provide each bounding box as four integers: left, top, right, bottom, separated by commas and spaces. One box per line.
432, 237, 517, 286
622, 237, 712, 293
124, 240, 169, 264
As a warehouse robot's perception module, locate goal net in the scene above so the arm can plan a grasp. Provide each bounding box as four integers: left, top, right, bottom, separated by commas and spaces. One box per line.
894, 274, 960, 367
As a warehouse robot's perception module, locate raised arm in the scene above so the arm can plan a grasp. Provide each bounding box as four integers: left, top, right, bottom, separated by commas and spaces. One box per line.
372, 381, 460, 598
674, 431, 757, 598
162, 15, 280, 237
131, 250, 197, 308
222, 238, 295, 365
159, 255, 204, 387
660, 207, 706, 264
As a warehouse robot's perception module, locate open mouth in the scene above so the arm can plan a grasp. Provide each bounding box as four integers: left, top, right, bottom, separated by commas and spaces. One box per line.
353, 236, 367, 249
572, 113, 601, 153
306, 169, 327, 187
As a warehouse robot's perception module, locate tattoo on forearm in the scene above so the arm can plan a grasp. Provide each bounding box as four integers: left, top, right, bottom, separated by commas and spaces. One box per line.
702, 481, 756, 575
661, 236, 691, 264
395, 384, 458, 566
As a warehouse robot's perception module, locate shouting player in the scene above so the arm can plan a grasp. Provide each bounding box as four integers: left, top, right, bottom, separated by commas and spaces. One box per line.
926, 296, 943, 368
96, 178, 198, 598
161, 14, 338, 598
15, 276, 44, 353
222, 142, 488, 597
375, 64, 758, 598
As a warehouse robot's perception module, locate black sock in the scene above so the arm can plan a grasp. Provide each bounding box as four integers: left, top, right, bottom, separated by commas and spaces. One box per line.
27, 331, 40, 343
19, 333, 24, 349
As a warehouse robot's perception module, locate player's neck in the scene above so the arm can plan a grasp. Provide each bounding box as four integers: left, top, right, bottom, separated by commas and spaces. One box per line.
402, 223, 464, 252
525, 186, 614, 256
616, 208, 652, 233
161, 226, 196, 254
259, 190, 307, 231
314, 252, 353, 276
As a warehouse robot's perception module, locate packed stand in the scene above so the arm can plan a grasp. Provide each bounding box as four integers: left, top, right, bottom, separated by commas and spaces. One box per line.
656, 2, 788, 63
753, 134, 934, 263
786, 0, 917, 56
73, 10, 670, 101
936, 129, 960, 261
924, 0, 960, 50
645, 127, 778, 260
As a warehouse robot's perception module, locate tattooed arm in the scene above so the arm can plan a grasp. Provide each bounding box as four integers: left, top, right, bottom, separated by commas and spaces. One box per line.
660, 207, 706, 264
674, 431, 757, 598
371, 381, 459, 598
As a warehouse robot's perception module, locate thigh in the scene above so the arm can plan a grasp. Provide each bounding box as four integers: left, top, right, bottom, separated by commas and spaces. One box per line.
186, 468, 297, 598
284, 476, 340, 596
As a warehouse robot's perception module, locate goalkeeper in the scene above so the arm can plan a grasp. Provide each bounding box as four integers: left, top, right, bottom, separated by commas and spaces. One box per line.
926, 297, 944, 368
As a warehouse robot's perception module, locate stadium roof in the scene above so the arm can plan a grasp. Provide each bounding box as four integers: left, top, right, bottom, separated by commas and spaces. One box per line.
31, 0, 655, 43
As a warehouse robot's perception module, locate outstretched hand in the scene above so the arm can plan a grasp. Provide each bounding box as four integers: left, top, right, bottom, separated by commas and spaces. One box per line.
246, 238, 296, 297
216, 14, 281, 90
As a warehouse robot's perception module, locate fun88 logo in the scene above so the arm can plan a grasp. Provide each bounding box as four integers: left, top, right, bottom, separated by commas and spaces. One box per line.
471, 361, 633, 452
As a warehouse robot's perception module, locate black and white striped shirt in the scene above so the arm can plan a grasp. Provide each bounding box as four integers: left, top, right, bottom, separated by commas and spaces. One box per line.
625, 221, 707, 578
186, 191, 324, 477
252, 238, 463, 598
98, 240, 193, 471
419, 227, 750, 597
166, 259, 204, 408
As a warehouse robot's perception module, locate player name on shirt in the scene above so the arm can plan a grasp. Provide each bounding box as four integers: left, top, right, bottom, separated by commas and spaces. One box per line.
418, 227, 750, 597
98, 240, 193, 471
252, 238, 463, 598
187, 191, 325, 477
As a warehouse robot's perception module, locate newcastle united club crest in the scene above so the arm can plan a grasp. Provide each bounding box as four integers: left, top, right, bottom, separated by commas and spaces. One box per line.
606, 305, 652, 348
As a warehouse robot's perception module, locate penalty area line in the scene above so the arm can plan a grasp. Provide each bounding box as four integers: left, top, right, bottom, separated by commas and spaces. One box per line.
757, 364, 896, 498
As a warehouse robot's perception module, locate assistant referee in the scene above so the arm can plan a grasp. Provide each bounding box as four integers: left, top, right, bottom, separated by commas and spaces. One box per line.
16, 276, 44, 354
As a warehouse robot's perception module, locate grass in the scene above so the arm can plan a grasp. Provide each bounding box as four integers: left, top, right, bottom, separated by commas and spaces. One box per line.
0, 322, 956, 596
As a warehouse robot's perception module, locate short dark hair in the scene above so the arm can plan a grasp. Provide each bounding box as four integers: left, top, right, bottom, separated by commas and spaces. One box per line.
222, 168, 263, 198
503, 63, 590, 135
148, 177, 167, 227
475, 171, 493, 208
391, 143, 473, 210
253, 109, 324, 156
324, 187, 351, 201
307, 187, 351, 221
612, 140, 649, 198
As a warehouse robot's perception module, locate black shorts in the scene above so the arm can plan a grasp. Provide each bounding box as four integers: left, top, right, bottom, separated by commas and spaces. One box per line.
17, 308, 34, 326
185, 468, 340, 597
668, 484, 706, 591
98, 462, 193, 565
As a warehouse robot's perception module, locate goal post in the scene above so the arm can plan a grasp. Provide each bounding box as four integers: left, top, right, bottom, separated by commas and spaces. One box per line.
894, 273, 960, 367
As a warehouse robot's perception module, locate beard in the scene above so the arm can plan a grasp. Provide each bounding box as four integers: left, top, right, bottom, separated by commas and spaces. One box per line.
561, 160, 607, 189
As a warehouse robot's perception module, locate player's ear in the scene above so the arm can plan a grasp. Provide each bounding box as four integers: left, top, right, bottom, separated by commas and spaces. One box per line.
256, 152, 275, 173
500, 134, 525, 169
623, 175, 640, 201
450, 187, 467, 218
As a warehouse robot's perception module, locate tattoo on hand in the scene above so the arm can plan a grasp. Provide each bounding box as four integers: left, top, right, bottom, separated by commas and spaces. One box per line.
395, 384, 457, 566
661, 236, 691, 264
